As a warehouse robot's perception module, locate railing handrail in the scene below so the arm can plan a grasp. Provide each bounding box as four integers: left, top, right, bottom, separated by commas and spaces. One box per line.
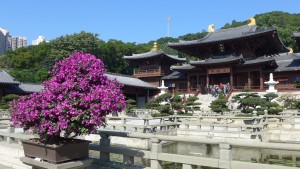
97, 130, 300, 151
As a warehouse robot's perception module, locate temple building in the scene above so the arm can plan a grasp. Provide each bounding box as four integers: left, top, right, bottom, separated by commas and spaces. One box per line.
125, 18, 300, 94
123, 42, 186, 87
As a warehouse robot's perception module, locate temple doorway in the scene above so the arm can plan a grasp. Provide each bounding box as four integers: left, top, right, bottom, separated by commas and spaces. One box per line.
209, 73, 230, 85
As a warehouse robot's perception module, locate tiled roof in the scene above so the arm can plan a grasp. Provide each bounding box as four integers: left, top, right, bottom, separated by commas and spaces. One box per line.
105, 72, 158, 90
273, 53, 300, 72
0, 70, 19, 85
19, 83, 43, 93
168, 25, 289, 57
4, 83, 43, 94
162, 71, 187, 80
169, 25, 258, 46
244, 56, 275, 65
190, 55, 244, 66
171, 64, 195, 71
123, 50, 186, 62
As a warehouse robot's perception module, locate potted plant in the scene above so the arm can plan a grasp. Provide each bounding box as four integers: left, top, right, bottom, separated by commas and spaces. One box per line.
10, 52, 125, 163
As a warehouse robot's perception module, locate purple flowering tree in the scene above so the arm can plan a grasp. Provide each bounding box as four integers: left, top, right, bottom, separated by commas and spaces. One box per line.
10, 52, 125, 143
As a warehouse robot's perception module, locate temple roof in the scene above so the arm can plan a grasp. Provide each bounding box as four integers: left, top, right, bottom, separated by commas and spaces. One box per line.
169, 25, 257, 46
243, 56, 275, 65
162, 71, 187, 80
168, 25, 289, 57
5, 83, 43, 94
171, 55, 279, 71
272, 53, 300, 72
171, 64, 196, 71
105, 72, 158, 90
123, 50, 186, 62
190, 55, 244, 66
0, 70, 19, 85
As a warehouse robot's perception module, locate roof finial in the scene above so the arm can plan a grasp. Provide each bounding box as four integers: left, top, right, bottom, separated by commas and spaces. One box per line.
208, 24, 215, 32
289, 47, 294, 54
151, 42, 159, 51
247, 18, 256, 26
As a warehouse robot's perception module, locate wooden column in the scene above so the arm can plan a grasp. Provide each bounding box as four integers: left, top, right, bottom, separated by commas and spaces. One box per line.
0, 85, 3, 101
206, 74, 209, 87
260, 66, 263, 90
197, 75, 199, 86
135, 89, 139, 106
248, 71, 251, 88
146, 89, 149, 103
230, 67, 233, 86
187, 75, 190, 93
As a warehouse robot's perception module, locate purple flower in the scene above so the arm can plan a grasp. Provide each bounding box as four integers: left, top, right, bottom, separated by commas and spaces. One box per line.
10, 52, 125, 138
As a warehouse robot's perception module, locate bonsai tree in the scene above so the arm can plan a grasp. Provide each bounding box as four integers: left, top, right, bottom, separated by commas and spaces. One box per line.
184, 96, 201, 114
210, 94, 228, 114
10, 52, 125, 144
125, 99, 137, 114
170, 94, 183, 114
263, 93, 278, 102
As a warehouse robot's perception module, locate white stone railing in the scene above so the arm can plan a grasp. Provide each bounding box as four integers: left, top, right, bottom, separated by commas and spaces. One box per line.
96, 130, 300, 169
0, 125, 300, 168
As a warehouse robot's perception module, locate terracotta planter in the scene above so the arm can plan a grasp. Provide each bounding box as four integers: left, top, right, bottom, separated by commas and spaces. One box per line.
21, 139, 90, 164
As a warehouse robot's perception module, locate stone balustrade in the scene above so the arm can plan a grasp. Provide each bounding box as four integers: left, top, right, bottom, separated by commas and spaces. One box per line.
0, 125, 300, 168
95, 130, 300, 169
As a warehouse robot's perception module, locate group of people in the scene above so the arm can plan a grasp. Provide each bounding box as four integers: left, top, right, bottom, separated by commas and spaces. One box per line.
206, 83, 231, 97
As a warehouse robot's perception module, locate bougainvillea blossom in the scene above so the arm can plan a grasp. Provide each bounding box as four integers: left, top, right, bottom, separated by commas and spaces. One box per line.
10, 52, 125, 138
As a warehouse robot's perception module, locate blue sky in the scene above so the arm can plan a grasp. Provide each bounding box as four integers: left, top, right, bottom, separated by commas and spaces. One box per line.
1, 0, 300, 45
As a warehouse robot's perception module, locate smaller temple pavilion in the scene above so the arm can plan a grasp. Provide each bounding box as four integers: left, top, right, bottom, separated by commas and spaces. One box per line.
123, 42, 186, 87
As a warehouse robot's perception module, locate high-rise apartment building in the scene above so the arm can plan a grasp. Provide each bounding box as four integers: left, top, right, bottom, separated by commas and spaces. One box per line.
32, 36, 45, 45
0, 28, 10, 55
0, 27, 27, 55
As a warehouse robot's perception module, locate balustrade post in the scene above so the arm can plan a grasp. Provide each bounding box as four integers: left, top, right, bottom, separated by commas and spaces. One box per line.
197, 116, 202, 129
121, 118, 126, 131
144, 119, 149, 126
174, 115, 178, 129
123, 155, 134, 166
219, 143, 232, 169
150, 138, 162, 169
182, 164, 193, 169
223, 118, 228, 131
100, 133, 110, 162
7, 126, 15, 143
291, 114, 295, 130
264, 110, 268, 127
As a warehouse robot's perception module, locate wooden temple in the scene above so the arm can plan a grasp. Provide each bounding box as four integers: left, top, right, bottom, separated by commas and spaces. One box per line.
125, 18, 300, 94
123, 42, 186, 86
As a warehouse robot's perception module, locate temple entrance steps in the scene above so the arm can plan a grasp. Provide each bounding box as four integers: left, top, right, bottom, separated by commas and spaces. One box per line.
194, 94, 218, 113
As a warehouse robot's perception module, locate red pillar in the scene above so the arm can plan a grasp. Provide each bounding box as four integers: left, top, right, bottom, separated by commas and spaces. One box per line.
260, 66, 263, 90
230, 67, 233, 86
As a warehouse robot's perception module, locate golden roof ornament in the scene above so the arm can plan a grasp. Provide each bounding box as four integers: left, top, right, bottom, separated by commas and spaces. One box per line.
289, 47, 294, 54
151, 42, 159, 51
247, 17, 256, 26
208, 24, 215, 33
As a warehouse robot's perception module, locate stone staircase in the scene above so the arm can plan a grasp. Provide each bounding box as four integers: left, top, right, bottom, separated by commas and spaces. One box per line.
195, 94, 217, 113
